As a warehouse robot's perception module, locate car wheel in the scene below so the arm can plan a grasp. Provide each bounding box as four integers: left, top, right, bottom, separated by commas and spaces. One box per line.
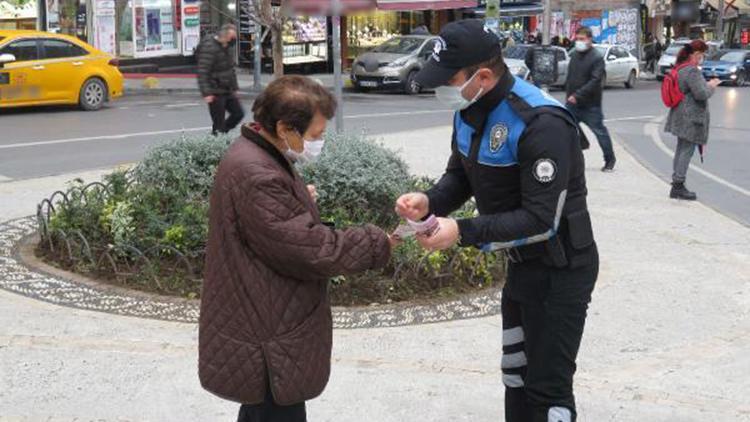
625, 70, 637, 89
79, 78, 107, 111
405, 71, 421, 95
734, 71, 746, 87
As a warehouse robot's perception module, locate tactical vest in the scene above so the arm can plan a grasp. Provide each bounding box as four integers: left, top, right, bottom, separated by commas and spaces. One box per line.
453, 76, 594, 268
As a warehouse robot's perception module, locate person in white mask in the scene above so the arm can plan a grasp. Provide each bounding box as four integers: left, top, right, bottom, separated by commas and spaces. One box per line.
201, 75, 396, 422
565, 26, 617, 172
401, 19, 598, 422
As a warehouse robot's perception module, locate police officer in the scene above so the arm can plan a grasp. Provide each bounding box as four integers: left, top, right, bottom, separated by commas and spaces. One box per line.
395, 20, 598, 422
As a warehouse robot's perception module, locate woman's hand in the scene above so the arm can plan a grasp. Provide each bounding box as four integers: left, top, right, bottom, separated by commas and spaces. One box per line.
708, 78, 721, 88
307, 185, 319, 203
395, 192, 429, 221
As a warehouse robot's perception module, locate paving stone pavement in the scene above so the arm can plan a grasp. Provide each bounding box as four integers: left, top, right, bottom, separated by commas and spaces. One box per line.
1, 127, 749, 421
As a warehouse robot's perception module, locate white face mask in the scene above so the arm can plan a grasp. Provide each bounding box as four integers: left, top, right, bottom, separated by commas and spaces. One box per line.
575, 40, 590, 52
284, 132, 325, 164
435, 71, 484, 111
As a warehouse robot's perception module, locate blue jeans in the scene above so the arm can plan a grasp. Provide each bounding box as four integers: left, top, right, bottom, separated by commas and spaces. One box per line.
566, 104, 615, 163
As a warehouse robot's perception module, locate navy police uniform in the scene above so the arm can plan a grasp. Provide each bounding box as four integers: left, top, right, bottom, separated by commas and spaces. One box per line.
415, 20, 598, 422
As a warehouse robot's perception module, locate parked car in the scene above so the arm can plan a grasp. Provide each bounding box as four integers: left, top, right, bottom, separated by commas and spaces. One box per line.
593, 44, 639, 89
657, 39, 723, 81
502, 44, 569, 87
701, 49, 750, 86
350, 35, 438, 95
0, 30, 123, 110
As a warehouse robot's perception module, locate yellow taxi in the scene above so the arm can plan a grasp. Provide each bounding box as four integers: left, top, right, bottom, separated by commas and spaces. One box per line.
0, 30, 123, 110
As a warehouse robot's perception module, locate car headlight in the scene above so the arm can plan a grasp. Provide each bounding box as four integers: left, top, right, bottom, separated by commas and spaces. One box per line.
387, 57, 410, 68
729, 66, 738, 73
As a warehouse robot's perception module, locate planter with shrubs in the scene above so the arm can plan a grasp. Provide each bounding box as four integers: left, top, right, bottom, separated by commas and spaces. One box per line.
35, 132, 505, 306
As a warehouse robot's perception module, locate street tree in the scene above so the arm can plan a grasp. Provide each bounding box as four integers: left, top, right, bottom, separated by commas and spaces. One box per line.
242, 0, 288, 77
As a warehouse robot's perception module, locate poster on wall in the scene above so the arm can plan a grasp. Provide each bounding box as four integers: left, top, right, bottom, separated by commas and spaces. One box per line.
46, 0, 60, 32
93, 0, 116, 55
181, 0, 200, 56
133, 0, 179, 56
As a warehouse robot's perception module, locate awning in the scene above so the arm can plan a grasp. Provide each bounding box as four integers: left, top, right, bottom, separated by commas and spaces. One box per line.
472, 3, 545, 17
288, 0, 375, 15
375, 0, 477, 11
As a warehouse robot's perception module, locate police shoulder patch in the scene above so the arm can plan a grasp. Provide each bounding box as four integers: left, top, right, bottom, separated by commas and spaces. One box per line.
490, 123, 508, 153
533, 159, 557, 183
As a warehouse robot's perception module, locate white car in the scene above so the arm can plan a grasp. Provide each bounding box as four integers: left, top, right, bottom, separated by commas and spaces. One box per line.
593, 44, 639, 89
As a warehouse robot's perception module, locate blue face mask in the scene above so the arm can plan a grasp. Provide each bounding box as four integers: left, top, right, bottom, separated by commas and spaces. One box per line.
434, 71, 484, 111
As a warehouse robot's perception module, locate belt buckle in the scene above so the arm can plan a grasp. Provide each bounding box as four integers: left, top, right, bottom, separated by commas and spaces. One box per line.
505, 248, 523, 264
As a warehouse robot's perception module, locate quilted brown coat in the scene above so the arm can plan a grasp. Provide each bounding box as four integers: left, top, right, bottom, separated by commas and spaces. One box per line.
199, 124, 391, 405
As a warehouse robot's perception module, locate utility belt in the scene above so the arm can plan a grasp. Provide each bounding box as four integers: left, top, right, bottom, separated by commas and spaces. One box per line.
504, 209, 596, 269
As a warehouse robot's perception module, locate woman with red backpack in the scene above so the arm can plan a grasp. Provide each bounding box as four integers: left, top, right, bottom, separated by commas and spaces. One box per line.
663, 40, 721, 200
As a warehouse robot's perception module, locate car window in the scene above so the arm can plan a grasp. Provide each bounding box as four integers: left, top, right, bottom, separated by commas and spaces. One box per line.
0, 39, 39, 62
719, 51, 747, 62
420, 39, 437, 57
594, 46, 608, 57
372, 37, 423, 54
42, 39, 88, 59
614, 47, 629, 58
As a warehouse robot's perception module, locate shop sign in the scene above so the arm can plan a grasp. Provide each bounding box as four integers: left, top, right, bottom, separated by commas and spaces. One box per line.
184, 6, 199, 14
742, 28, 749, 45
184, 17, 199, 26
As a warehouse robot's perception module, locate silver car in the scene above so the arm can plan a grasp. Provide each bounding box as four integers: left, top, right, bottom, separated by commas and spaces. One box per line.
350, 35, 438, 95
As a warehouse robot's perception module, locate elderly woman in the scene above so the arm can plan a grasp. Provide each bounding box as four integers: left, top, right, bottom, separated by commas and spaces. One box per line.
199, 75, 393, 422
665, 40, 721, 200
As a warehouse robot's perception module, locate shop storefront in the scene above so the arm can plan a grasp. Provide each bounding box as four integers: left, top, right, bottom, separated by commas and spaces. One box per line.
0, 0, 37, 29
346, 10, 436, 60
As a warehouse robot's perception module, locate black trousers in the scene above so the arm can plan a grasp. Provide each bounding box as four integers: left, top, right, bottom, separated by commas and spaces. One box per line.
209, 94, 245, 135
237, 388, 307, 422
501, 245, 599, 422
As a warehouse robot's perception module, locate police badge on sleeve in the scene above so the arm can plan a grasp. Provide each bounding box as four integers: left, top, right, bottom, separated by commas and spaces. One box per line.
490, 123, 508, 153
533, 159, 557, 183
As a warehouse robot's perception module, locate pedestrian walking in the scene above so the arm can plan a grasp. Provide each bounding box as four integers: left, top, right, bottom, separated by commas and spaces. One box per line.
196, 23, 245, 135
644, 33, 657, 74
199, 75, 395, 422
398, 19, 598, 422
664, 40, 720, 200
565, 26, 617, 172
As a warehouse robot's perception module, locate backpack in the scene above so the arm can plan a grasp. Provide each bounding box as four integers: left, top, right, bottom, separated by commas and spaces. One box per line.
661, 63, 690, 108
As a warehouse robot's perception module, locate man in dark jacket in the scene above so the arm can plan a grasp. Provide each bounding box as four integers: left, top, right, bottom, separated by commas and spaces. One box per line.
399, 20, 598, 422
566, 26, 616, 171
197, 23, 245, 135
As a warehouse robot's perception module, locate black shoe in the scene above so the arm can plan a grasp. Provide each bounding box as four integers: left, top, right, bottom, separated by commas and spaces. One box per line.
670, 183, 697, 201
602, 159, 616, 172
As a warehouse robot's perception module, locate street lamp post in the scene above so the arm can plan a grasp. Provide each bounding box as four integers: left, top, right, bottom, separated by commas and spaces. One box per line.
542, 0, 552, 45
716, 0, 725, 43
332, 0, 344, 133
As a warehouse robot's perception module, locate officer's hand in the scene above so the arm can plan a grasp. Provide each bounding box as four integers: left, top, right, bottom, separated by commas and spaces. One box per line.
395, 193, 429, 221
204, 95, 216, 104
566, 95, 577, 105
417, 218, 459, 251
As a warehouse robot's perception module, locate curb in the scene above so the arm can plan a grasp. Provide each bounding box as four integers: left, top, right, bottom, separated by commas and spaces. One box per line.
0, 217, 503, 329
